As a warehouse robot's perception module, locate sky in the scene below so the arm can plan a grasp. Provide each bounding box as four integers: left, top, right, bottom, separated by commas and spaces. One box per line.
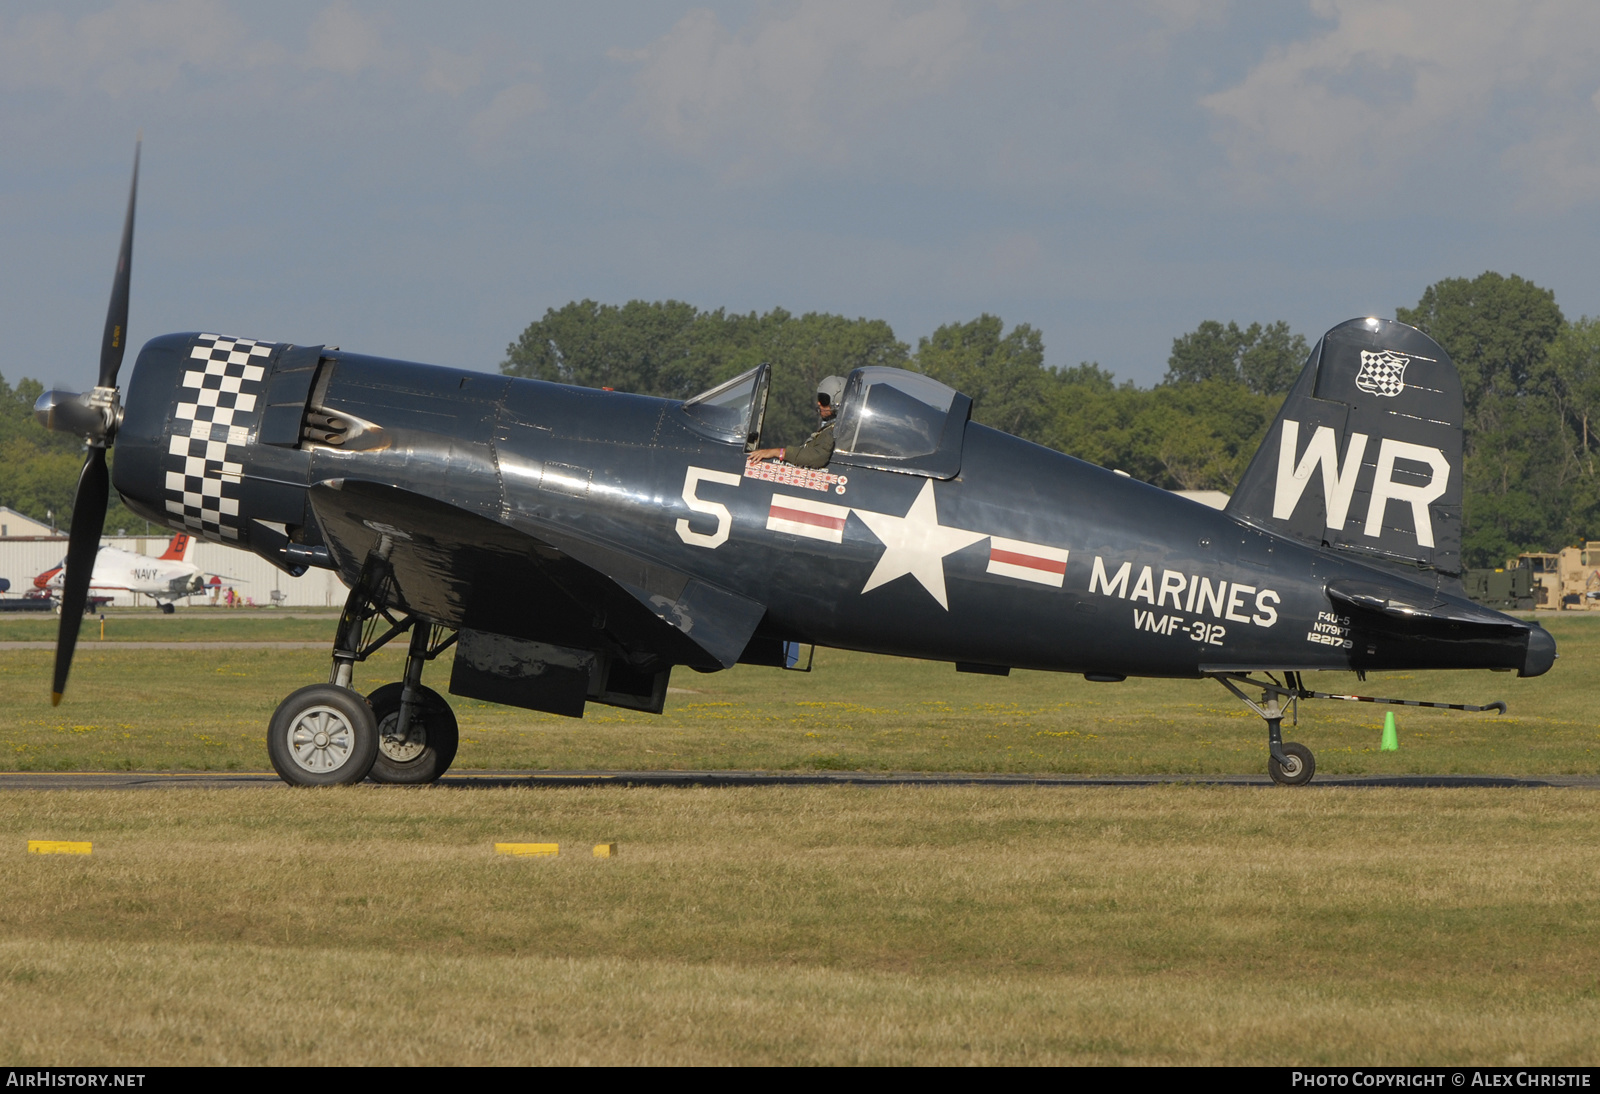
4, 0, 1600, 394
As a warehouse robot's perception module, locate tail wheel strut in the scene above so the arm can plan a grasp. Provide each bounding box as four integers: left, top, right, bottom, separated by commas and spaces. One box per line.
1213, 673, 1317, 787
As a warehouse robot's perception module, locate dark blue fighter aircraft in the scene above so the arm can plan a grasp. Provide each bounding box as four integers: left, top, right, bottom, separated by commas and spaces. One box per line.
38, 146, 1555, 786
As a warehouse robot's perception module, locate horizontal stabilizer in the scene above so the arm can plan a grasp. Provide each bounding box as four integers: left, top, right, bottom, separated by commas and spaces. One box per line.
1323, 577, 1555, 677
1323, 579, 1522, 633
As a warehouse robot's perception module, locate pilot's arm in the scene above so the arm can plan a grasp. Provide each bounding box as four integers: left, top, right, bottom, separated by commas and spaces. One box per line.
748, 380, 842, 467
748, 421, 835, 468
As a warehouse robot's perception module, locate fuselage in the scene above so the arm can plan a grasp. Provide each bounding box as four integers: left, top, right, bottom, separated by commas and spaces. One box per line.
38, 544, 202, 601
111, 334, 1551, 680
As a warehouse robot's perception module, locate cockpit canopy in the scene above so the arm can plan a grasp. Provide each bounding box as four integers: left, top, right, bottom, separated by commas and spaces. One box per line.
680, 363, 970, 478
832, 367, 970, 478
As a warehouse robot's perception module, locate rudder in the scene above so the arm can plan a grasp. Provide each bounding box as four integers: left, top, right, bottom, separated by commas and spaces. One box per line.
1226, 317, 1463, 574
159, 532, 193, 562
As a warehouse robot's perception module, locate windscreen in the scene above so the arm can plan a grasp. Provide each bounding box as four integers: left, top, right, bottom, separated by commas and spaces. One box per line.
681, 365, 768, 445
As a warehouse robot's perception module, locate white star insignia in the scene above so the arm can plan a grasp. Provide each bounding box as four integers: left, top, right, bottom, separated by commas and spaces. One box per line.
852, 480, 987, 610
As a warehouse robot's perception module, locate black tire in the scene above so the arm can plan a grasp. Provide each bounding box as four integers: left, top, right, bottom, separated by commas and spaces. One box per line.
1268, 741, 1316, 786
267, 684, 379, 787
365, 682, 459, 784
158, 602, 175, 615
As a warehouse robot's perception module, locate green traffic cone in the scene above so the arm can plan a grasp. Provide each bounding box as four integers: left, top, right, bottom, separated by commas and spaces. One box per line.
1380, 711, 1398, 751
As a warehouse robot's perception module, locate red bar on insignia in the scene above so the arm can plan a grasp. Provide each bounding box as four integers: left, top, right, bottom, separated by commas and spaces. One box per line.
986, 536, 1069, 587
767, 494, 849, 544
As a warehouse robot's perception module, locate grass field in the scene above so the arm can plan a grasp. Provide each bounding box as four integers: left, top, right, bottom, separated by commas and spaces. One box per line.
0, 610, 337, 644
2, 612, 1598, 1065
2, 785, 1598, 1065
1, 611, 1596, 776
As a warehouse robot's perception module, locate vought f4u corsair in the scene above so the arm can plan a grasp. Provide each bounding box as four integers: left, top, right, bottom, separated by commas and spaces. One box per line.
38, 146, 1554, 786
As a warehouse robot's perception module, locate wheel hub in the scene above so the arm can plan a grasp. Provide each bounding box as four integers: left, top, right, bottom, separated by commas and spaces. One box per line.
288, 707, 356, 773
378, 712, 427, 763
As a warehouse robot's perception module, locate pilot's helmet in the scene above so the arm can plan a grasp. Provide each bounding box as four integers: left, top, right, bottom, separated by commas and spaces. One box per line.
816, 375, 846, 410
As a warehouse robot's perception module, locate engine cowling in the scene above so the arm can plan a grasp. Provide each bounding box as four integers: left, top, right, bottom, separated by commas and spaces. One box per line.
115, 333, 322, 573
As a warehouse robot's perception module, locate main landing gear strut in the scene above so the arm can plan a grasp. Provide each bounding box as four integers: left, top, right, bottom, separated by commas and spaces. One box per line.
1210, 672, 1509, 787
267, 543, 459, 787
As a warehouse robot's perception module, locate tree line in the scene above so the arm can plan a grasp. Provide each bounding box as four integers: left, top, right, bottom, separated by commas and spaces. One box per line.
0, 272, 1589, 570
503, 274, 1600, 568
501, 302, 1296, 497
0, 375, 147, 538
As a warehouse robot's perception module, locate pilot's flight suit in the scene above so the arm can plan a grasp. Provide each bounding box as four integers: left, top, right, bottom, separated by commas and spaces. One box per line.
784, 420, 835, 469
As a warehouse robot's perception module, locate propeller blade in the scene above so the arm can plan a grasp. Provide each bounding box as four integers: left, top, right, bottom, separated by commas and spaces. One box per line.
98, 139, 140, 390
51, 449, 109, 705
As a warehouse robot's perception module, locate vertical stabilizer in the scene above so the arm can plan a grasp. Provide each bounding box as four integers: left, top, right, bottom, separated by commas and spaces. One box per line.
159, 532, 193, 562
1226, 318, 1464, 574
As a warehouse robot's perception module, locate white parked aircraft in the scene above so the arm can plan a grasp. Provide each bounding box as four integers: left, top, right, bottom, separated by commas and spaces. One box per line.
34, 532, 236, 613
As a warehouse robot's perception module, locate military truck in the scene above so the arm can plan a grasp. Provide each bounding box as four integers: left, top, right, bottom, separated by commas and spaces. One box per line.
1499, 543, 1600, 610
1463, 565, 1536, 611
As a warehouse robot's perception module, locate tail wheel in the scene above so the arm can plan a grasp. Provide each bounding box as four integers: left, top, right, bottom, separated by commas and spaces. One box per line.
267, 684, 379, 787
366, 682, 459, 784
1268, 741, 1316, 786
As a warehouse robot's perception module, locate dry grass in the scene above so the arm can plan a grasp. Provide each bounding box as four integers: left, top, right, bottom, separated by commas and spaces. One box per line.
2, 612, 1598, 775
0, 610, 336, 643
1, 785, 1597, 1064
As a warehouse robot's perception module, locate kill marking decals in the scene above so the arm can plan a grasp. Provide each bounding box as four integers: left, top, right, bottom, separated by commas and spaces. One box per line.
743, 461, 847, 495
164, 334, 273, 543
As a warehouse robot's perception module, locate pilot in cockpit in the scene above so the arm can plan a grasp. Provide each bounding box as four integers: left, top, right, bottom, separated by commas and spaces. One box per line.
747, 375, 845, 470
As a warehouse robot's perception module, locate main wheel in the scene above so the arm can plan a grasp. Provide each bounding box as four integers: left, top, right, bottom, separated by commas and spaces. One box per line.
1268, 741, 1316, 786
267, 684, 379, 787
365, 682, 459, 784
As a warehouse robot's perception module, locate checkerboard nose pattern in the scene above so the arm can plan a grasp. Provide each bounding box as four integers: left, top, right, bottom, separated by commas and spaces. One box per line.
164, 334, 274, 542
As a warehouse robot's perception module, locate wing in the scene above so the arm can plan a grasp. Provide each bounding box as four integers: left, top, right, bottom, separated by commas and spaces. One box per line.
305, 479, 765, 671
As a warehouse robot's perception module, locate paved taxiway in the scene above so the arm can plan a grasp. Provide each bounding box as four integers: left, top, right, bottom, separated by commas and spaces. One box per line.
2, 771, 1597, 790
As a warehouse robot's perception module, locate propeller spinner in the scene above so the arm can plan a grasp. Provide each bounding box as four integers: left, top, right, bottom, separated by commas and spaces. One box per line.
35, 140, 139, 704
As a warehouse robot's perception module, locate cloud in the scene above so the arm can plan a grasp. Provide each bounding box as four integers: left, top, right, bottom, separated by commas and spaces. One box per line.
611, 1, 974, 176
0, 0, 275, 95
304, 2, 397, 76
1201, 0, 1600, 211
468, 81, 547, 156
422, 47, 485, 97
